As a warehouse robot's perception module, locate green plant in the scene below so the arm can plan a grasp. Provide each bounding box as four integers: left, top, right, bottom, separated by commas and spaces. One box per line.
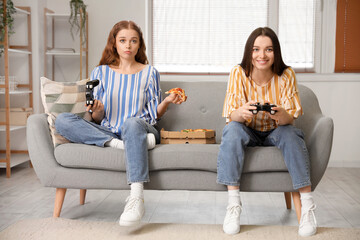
0, 0, 16, 56
69, 0, 87, 45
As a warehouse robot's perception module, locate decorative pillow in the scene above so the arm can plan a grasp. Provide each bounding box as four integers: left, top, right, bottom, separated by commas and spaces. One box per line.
40, 77, 89, 147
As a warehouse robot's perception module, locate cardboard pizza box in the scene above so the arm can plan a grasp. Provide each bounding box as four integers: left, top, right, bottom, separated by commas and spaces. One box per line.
0, 108, 33, 126
160, 128, 216, 144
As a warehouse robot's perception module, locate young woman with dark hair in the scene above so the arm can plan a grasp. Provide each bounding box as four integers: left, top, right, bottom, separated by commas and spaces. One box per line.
240, 27, 288, 77
55, 20, 184, 227
217, 27, 316, 237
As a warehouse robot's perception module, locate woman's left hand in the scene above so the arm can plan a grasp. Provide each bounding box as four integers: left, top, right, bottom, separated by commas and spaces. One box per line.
267, 106, 294, 125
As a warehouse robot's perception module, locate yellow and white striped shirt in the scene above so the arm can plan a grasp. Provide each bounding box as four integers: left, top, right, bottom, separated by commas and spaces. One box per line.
222, 65, 303, 132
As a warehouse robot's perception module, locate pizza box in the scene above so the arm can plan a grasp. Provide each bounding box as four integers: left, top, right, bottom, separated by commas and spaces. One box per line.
0, 108, 33, 126
160, 128, 216, 144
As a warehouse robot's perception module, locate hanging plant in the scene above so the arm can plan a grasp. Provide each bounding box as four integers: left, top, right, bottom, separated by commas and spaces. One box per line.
69, 0, 87, 45
0, 0, 16, 57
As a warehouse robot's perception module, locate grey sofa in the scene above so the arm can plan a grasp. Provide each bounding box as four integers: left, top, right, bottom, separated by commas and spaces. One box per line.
27, 81, 334, 220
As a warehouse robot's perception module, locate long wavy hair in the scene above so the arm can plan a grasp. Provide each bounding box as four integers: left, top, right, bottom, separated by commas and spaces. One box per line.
98, 20, 148, 66
240, 27, 288, 77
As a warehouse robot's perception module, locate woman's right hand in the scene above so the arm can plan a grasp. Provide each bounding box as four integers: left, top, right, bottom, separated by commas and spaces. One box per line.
164, 93, 184, 105
86, 99, 104, 124
231, 101, 257, 123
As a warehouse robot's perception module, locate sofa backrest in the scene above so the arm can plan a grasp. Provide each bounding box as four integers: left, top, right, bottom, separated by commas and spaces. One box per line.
158, 81, 227, 143
158, 81, 323, 144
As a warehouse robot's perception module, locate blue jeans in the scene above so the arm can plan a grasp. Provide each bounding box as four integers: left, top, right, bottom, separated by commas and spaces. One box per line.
55, 113, 160, 184
217, 121, 311, 190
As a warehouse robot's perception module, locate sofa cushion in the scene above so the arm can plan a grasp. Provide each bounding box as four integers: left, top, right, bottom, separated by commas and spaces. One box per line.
40, 77, 89, 147
54, 144, 288, 173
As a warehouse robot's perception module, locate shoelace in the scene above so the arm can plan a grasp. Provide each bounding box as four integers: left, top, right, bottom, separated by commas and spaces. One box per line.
124, 196, 143, 213
300, 204, 317, 227
225, 204, 242, 223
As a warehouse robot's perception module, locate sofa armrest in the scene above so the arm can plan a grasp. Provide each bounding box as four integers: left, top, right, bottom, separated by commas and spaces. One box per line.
306, 114, 334, 190
27, 113, 58, 186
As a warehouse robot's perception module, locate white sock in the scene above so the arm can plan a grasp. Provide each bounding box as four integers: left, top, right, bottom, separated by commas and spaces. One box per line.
130, 182, 144, 199
228, 189, 241, 205
105, 138, 124, 149
105, 134, 156, 150
300, 192, 314, 210
147, 133, 156, 150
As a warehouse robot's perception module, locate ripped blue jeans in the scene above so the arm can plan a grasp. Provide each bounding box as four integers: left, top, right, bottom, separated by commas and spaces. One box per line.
217, 121, 311, 190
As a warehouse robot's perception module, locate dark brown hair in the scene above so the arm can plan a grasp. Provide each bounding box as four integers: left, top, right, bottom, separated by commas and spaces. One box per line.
98, 20, 148, 66
240, 27, 288, 77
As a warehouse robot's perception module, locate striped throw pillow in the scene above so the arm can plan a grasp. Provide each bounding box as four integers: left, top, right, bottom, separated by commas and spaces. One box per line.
40, 77, 90, 146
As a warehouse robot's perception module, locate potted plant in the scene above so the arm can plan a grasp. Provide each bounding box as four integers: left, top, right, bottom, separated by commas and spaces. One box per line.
69, 0, 87, 45
0, 0, 16, 56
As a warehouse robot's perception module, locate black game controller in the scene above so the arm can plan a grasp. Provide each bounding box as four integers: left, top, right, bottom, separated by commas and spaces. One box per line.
86, 79, 99, 105
250, 102, 277, 115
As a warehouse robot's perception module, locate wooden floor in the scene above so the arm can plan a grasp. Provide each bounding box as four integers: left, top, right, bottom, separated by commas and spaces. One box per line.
1, 165, 360, 231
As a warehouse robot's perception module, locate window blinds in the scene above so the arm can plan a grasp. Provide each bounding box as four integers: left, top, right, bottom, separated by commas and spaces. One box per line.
278, 0, 317, 71
152, 0, 268, 73
152, 0, 318, 73
335, 0, 360, 72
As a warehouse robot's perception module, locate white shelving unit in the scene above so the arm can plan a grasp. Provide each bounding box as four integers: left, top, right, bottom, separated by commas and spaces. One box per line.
0, 5, 33, 178
44, 8, 88, 80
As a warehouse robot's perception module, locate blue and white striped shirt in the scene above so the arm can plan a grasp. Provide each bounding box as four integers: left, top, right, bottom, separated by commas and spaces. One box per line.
91, 65, 162, 135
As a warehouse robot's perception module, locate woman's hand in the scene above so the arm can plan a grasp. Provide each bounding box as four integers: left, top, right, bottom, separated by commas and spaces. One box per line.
266, 106, 294, 125
163, 93, 184, 105
230, 101, 257, 123
86, 100, 104, 124
157, 93, 185, 119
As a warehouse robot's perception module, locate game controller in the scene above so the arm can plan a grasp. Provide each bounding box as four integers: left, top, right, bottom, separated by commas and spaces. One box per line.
250, 102, 277, 115
86, 79, 99, 105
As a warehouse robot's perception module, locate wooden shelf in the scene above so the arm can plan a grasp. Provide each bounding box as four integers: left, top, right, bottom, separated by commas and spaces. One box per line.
0, 126, 26, 132
0, 153, 30, 168
45, 51, 86, 56
14, 6, 30, 15
46, 13, 71, 17
8, 48, 31, 54
0, 89, 32, 94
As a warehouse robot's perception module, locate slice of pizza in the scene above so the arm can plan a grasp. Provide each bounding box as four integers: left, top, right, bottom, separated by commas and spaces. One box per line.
165, 87, 187, 102
181, 129, 194, 133
194, 129, 212, 132
181, 129, 213, 132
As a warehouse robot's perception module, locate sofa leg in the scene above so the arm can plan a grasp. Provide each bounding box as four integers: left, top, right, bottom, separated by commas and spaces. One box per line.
80, 189, 87, 205
53, 188, 67, 218
284, 192, 292, 209
292, 192, 301, 223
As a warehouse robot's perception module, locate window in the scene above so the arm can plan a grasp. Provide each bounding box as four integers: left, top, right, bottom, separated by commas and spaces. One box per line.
152, 0, 320, 74
278, 0, 320, 72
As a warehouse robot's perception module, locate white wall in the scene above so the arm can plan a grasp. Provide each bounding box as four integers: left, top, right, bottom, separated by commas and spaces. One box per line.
2, 0, 359, 167
45, 0, 147, 79
298, 75, 360, 168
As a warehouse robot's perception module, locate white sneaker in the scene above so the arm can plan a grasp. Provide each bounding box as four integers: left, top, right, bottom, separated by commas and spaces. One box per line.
119, 196, 145, 226
298, 204, 317, 237
147, 133, 156, 150
223, 203, 242, 235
